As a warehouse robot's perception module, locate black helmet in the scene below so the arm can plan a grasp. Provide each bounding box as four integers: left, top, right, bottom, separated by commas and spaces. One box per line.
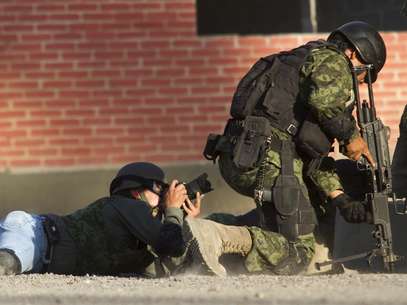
328, 21, 386, 83
110, 162, 165, 195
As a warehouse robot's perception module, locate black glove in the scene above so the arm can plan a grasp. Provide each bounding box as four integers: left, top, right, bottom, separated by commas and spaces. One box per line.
331, 193, 372, 224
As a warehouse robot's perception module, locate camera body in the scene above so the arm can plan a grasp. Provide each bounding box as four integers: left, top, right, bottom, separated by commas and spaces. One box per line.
178, 173, 213, 200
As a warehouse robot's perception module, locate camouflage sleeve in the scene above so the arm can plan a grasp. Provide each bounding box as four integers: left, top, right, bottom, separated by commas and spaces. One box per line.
300, 48, 355, 121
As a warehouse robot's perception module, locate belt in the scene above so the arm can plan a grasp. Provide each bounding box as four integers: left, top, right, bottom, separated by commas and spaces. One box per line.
41, 215, 60, 271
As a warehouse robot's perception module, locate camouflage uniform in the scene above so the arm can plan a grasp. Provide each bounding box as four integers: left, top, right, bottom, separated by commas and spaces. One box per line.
217, 46, 359, 274
45, 195, 185, 277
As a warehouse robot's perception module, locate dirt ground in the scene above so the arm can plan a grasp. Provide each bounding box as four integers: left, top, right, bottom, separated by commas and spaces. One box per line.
1, 272, 407, 305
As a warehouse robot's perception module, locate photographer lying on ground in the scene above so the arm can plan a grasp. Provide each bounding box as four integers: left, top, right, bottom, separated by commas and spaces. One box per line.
0, 162, 202, 277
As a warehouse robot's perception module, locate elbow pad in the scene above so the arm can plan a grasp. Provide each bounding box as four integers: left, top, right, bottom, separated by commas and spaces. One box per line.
320, 113, 356, 142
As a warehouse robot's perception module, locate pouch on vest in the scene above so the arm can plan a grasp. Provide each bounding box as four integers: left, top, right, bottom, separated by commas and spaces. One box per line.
233, 116, 271, 171
203, 133, 233, 163
203, 134, 222, 162
296, 114, 333, 159
230, 56, 276, 119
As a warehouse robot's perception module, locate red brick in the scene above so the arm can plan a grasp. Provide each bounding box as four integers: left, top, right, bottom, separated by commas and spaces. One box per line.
3, 24, 34, 32
59, 71, 89, 79
113, 98, 143, 107
30, 129, 60, 137
17, 14, 48, 22
49, 119, 80, 127
67, 4, 98, 11
45, 43, 76, 51
76, 157, 109, 165
101, 3, 131, 11
75, 80, 106, 88
43, 81, 72, 89
21, 33, 51, 41
93, 146, 125, 156
37, 24, 67, 32
110, 79, 139, 88
44, 62, 74, 70
14, 139, 45, 147
58, 91, 90, 99
16, 119, 46, 127
61, 147, 91, 156
82, 137, 114, 146
82, 13, 114, 21
141, 79, 171, 87
9, 81, 39, 90
83, 118, 112, 126
44, 159, 75, 166
36, 4, 65, 11
158, 88, 188, 96
62, 128, 92, 136
53, 33, 83, 40
91, 70, 121, 78
49, 138, 80, 146
10, 160, 42, 167
29, 148, 58, 156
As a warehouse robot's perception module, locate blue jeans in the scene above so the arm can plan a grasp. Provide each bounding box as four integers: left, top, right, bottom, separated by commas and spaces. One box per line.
0, 211, 48, 273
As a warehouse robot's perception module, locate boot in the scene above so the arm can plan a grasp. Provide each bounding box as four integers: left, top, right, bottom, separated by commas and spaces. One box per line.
0, 250, 21, 275
183, 218, 252, 276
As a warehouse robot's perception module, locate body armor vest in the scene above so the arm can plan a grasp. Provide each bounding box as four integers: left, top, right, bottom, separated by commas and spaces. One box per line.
231, 40, 339, 135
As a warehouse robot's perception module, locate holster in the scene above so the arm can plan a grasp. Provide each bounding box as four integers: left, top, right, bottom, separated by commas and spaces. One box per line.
264, 140, 317, 241
232, 116, 271, 171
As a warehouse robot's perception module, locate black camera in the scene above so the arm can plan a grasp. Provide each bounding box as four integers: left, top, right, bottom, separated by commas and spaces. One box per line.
180, 173, 213, 200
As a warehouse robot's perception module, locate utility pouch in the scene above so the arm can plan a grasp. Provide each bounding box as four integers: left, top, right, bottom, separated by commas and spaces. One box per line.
203, 133, 233, 163
203, 134, 222, 162
296, 114, 333, 159
232, 116, 271, 171
273, 174, 301, 216
272, 141, 302, 241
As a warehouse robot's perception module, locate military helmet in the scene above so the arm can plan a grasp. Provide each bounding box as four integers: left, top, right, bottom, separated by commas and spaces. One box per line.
328, 21, 386, 82
110, 162, 165, 195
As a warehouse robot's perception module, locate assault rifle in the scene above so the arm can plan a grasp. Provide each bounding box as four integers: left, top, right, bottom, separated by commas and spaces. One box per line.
317, 64, 406, 272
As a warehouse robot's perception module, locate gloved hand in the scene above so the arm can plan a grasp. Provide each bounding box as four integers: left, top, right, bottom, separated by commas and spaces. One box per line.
331, 193, 372, 224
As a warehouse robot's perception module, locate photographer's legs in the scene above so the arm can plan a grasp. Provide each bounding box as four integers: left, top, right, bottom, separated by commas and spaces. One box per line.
0, 211, 48, 274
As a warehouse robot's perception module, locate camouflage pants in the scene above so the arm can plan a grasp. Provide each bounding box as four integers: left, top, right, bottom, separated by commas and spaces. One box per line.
207, 212, 315, 274
215, 147, 342, 274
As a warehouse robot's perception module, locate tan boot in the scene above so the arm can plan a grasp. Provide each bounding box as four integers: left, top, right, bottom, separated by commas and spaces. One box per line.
183, 217, 252, 276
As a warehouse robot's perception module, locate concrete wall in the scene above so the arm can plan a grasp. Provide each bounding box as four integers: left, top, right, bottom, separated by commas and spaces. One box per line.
0, 162, 253, 218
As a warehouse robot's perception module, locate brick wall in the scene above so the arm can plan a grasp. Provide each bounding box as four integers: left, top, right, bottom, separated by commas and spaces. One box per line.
0, 0, 405, 171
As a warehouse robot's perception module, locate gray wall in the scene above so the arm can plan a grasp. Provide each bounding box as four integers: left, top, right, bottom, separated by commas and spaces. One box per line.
0, 162, 254, 218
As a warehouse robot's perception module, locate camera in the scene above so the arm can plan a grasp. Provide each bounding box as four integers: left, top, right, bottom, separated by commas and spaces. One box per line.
180, 173, 213, 200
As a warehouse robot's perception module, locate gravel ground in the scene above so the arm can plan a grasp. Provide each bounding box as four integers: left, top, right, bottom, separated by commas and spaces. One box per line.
1, 272, 407, 305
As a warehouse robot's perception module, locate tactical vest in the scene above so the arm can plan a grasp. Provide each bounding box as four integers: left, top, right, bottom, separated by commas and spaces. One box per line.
45, 197, 156, 276
204, 40, 340, 166
231, 40, 339, 134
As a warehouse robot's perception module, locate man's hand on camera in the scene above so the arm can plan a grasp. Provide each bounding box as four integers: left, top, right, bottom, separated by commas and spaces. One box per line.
182, 192, 202, 218
163, 180, 187, 209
